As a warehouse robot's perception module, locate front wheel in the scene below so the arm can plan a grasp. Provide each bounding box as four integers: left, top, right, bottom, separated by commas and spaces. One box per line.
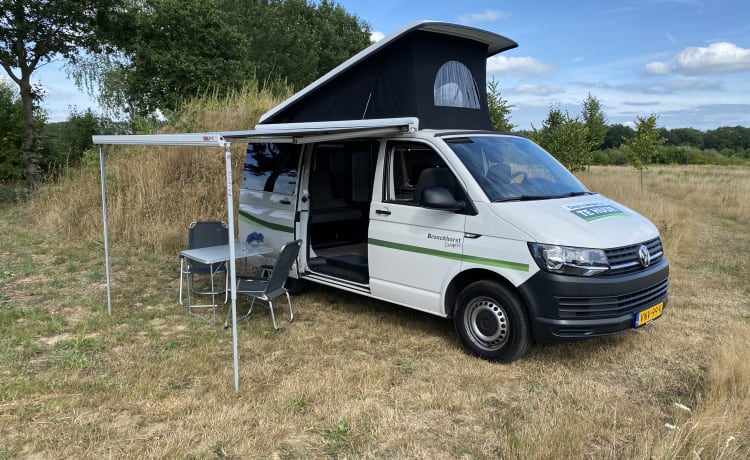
454, 280, 532, 362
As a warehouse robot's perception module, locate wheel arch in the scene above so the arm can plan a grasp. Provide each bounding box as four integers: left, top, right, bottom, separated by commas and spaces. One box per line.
444, 268, 523, 318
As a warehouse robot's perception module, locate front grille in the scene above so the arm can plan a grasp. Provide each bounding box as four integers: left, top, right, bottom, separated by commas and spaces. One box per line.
558, 278, 669, 319
604, 237, 664, 276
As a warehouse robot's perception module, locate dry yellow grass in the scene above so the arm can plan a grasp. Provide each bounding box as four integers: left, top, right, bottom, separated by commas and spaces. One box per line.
31, 85, 283, 253
3, 96, 748, 458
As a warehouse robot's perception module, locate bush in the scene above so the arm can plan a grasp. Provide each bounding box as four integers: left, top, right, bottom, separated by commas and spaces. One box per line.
592, 148, 628, 165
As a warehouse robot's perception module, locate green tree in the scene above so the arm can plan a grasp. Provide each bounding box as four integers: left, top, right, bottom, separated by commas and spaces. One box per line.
0, 78, 25, 180
704, 126, 750, 151
76, 0, 371, 118
0, 0, 116, 181
603, 124, 635, 149
487, 78, 514, 132
665, 127, 704, 148
623, 114, 666, 190
581, 93, 607, 151
530, 105, 591, 171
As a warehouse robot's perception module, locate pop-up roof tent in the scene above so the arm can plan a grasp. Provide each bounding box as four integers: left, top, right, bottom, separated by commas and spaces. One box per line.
92, 21, 518, 391
259, 22, 517, 129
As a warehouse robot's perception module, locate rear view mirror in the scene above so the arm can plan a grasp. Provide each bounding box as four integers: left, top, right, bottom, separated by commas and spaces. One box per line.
420, 186, 465, 211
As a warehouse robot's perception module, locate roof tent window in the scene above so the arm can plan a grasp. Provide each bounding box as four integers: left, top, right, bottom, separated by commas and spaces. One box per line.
434, 60, 481, 109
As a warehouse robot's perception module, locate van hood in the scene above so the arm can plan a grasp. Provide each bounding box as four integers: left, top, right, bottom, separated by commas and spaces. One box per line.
488, 194, 659, 248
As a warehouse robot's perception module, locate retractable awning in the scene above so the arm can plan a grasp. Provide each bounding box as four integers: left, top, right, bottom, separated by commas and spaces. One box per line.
92, 116, 418, 392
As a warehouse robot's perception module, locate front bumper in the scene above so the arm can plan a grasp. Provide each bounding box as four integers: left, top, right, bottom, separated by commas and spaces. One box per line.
518, 257, 669, 342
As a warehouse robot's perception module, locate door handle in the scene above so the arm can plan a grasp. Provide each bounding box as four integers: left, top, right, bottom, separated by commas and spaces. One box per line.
280, 198, 291, 205
375, 209, 391, 215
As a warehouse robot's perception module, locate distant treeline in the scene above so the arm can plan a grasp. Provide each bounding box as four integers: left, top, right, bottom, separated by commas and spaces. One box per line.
593, 124, 750, 165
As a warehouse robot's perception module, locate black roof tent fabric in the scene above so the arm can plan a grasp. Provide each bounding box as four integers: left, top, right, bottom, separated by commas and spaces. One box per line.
260, 27, 516, 131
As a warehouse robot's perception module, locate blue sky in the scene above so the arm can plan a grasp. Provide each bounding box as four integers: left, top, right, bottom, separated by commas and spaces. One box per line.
19, 0, 750, 130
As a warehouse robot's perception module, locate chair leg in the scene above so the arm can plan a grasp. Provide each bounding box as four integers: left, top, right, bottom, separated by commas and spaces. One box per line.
285, 292, 294, 325
184, 265, 229, 325
268, 299, 278, 331
209, 270, 216, 323
179, 259, 186, 307
224, 295, 257, 329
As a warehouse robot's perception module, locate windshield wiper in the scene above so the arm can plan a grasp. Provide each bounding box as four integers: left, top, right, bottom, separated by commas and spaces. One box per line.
493, 191, 593, 203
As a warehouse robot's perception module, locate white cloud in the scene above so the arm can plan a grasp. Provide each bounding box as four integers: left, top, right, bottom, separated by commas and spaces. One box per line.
487, 55, 555, 77
459, 10, 508, 24
675, 42, 750, 74
643, 42, 750, 76
513, 84, 565, 96
370, 31, 385, 43
645, 61, 671, 75
662, 77, 722, 91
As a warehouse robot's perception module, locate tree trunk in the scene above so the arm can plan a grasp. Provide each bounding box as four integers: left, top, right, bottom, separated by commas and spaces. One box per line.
19, 72, 39, 184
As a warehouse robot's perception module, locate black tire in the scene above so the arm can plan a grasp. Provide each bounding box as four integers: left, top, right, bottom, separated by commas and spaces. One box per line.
454, 280, 532, 362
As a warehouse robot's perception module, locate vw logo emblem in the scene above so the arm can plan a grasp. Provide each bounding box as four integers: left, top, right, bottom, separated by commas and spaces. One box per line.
638, 245, 651, 268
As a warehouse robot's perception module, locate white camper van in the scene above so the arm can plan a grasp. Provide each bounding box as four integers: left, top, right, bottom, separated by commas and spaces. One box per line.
236, 22, 669, 362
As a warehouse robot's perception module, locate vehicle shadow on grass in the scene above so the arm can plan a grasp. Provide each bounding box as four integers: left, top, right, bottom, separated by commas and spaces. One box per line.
298, 282, 456, 336
267, 282, 639, 366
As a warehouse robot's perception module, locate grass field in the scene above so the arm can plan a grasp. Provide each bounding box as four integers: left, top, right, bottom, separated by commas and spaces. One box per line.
1, 164, 748, 459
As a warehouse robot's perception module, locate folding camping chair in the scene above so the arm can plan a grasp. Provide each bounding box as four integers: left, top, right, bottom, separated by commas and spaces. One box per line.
179, 221, 229, 324
225, 239, 302, 330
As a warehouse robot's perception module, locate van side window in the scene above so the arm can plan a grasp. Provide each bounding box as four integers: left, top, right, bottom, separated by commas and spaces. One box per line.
434, 60, 481, 109
386, 143, 458, 205
243, 143, 301, 194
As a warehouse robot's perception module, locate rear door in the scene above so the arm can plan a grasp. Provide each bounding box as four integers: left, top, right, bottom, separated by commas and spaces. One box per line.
368, 141, 467, 315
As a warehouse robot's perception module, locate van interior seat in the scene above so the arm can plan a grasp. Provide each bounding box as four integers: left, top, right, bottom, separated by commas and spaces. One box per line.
414, 167, 457, 203
486, 163, 512, 184
309, 170, 362, 223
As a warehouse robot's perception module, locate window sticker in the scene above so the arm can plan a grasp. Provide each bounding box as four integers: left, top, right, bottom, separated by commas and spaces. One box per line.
563, 201, 627, 222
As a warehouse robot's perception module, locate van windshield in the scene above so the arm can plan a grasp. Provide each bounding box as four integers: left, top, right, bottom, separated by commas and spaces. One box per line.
445, 135, 590, 202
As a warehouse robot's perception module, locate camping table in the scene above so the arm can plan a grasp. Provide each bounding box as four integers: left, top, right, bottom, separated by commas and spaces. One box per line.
180, 241, 272, 266
179, 242, 274, 312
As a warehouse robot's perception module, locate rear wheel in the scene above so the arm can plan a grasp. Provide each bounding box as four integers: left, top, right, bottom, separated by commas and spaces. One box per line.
454, 280, 532, 362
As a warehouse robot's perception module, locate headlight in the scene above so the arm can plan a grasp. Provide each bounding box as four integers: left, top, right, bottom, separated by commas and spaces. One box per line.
528, 242, 609, 276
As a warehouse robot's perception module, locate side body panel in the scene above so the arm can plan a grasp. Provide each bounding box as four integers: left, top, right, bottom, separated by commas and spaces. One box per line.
238, 144, 300, 269
368, 138, 466, 315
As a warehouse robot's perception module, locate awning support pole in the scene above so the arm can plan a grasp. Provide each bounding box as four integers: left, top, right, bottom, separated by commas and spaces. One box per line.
224, 142, 240, 392
99, 145, 112, 316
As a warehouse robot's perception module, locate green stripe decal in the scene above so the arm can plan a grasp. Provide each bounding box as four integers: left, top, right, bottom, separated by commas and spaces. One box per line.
581, 212, 628, 222
238, 209, 294, 233
368, 238, 528, 272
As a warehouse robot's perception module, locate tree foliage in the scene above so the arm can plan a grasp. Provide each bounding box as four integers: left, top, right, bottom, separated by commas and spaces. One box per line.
0, 78, 25, 181
581, 93, 606, 150
487, 78, 514, 132
0, 0, 117, 181
623, 114, 666, 189
602, 124, 636, 149
530, 105, 591, 171
75, 0, 371, 117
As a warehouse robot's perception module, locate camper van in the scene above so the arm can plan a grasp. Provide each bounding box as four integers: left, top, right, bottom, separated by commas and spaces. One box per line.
235, 21, 669, 362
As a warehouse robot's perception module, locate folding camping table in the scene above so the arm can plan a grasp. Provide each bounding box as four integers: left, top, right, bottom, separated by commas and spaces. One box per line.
180, 241, 272, 267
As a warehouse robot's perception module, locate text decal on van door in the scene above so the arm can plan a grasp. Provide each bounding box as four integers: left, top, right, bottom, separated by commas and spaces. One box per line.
564, 201, 627, 222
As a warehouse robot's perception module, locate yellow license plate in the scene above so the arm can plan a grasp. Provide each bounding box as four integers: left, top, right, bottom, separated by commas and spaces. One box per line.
636, 302, 663, 327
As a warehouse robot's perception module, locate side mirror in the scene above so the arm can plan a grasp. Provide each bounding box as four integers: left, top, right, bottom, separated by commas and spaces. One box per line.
419, 186, 465, 211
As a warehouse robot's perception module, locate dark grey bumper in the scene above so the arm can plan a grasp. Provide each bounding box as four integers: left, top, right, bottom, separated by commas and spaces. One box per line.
518, 257, 669, 342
